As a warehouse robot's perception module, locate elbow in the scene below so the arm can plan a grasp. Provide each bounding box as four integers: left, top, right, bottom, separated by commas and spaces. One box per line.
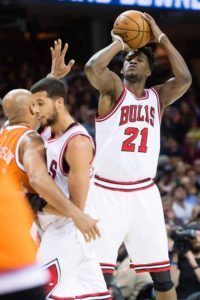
84, 59, 101, 77
183, 71, 192, 89
84, 60, 95, 76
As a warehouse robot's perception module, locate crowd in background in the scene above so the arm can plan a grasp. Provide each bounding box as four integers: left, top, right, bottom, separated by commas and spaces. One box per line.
1, 47, 200, 299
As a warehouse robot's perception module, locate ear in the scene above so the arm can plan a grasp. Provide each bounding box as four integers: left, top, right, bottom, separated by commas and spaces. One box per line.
29, 103, 35, 115
146, 70, 151, 77
121, 69, 124, 74
55, 97, 64, 109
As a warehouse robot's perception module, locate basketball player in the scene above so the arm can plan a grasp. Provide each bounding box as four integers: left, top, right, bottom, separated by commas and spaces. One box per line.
0, 89, 100, 242
83, 13, 192, 300
0, 173, 47, 300
31, 78, 110, 300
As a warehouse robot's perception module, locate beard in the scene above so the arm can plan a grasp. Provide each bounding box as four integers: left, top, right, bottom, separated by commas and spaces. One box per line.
43, 107, 58, 127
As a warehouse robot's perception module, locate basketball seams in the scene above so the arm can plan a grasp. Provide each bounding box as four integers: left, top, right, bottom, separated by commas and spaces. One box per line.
115, 27, 150, 33
113, 10, 150, 49
136, 13, 145, 48
122, 13, 140, 31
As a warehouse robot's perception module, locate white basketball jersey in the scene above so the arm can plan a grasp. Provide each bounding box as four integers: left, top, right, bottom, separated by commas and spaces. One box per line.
94, 87, 161, 187
41, 123, 94, 198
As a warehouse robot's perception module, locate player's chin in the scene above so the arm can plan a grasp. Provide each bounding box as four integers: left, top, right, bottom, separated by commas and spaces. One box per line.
125, 72, 137, 80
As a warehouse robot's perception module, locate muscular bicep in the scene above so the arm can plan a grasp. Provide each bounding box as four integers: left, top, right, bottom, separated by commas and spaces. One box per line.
65, 135, 93, 210
85, 63, 119, 91
155, 77, 191, 107
21, 133, 48, 180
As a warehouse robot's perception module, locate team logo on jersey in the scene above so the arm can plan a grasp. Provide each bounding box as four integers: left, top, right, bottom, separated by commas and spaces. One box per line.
119, 105, 155, 127
0, 145, 14, 165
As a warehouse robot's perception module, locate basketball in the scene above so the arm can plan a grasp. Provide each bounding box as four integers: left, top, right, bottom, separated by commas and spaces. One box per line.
113, 10, 151, 49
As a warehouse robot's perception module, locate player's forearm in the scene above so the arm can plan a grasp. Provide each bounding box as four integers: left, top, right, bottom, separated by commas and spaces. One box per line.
29, 174, 79, 218
160, 36, 192, 85
85, 41, 122, 72
68, 173, 90, 211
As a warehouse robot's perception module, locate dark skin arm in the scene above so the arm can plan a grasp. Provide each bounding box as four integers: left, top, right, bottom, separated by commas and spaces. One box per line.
144, 13, 192, 109
85, 14, 191, 116
84, 41, 124, 117
19, 132, 100, 242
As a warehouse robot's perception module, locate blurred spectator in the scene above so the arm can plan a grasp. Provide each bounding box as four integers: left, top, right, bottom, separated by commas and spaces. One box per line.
158, 163, 176, 196
171, 185, 194, 225
182, 132, 200, 164
171, 222, 200, 299
193, 159, 200, 189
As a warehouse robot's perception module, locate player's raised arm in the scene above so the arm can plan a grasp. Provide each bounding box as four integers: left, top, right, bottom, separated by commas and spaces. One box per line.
48, 39, 75, 79
144, 13, 192, 107
84, 39, 124, 100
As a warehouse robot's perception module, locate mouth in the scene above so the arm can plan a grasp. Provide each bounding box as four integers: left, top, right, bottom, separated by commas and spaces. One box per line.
37, 116, 44, 121
128, 65, 136, 70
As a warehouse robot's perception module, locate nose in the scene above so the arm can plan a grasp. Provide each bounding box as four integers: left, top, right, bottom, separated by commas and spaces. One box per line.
130, 58, 137, 64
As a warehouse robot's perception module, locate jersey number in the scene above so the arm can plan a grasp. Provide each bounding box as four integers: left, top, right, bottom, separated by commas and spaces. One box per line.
49, 160, 57, 179
122, 127, 148, 153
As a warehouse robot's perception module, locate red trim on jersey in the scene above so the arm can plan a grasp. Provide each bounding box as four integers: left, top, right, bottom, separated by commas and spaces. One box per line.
50, 296, 74, 300
50, 291, 111, 300
151, 87, 161, 123
100, 263, 116, 274
76, 291, 111, 299
131, 260, 170, 267
96, 87, 127, 122
125, 86, 149, 100
95, 175, 151, 185
135, 266, 171, 273
94, 182, 154, 192
59, 133, 92, 176
100, 263, 116, 267
47, 123, 79, 142
130, 260, 171, 273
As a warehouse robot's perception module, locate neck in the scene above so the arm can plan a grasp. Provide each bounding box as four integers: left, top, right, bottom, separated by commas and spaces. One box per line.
50, 112, 74, 137
9, 120, 30, 128
123, 79, 146, 97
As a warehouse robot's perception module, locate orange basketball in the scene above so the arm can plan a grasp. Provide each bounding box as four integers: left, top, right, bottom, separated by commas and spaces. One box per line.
113, 10, 151, 49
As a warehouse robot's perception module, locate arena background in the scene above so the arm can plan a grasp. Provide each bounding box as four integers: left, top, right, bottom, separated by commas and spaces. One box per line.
1, 1, 200, 299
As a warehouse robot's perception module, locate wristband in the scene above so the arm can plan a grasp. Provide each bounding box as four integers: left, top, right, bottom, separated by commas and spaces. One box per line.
158, 33, 166, 43
171, 262, 178, 266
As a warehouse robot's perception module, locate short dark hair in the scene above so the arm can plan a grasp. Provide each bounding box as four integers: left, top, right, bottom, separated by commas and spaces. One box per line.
124, 46, 156, 71
31, 77, 67, 105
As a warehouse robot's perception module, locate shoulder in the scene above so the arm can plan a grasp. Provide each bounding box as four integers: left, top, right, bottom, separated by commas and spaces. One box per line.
20, 131, 44, 152
67, 134, 93, 153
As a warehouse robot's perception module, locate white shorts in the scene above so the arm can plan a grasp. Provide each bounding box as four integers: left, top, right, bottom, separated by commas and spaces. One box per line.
90, 184, 170, 274
37, 214, 110, 300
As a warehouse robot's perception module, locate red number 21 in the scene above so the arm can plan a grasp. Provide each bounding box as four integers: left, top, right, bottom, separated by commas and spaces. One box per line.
121, 127, 148, 153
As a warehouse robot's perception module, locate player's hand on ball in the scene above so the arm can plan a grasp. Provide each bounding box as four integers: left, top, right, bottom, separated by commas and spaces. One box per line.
143, 13, 163, 43
48, 39, 75, 79
111, 30, 132, 52
73, 211, 101, 242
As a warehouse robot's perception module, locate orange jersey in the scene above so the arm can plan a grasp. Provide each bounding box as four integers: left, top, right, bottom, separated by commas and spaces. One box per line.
0, 174, 37, 271
0, 125, 34, 193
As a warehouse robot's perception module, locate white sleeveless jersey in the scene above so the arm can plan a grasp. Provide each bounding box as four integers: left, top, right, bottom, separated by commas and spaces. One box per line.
94, 87, 161, 190
41, 123, 94, 198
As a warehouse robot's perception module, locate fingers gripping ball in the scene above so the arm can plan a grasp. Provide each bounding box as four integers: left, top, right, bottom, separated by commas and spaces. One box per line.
113, 10, 151, 49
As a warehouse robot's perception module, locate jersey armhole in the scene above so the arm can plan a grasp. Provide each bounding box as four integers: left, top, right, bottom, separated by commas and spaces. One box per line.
96, 87, 127, 122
